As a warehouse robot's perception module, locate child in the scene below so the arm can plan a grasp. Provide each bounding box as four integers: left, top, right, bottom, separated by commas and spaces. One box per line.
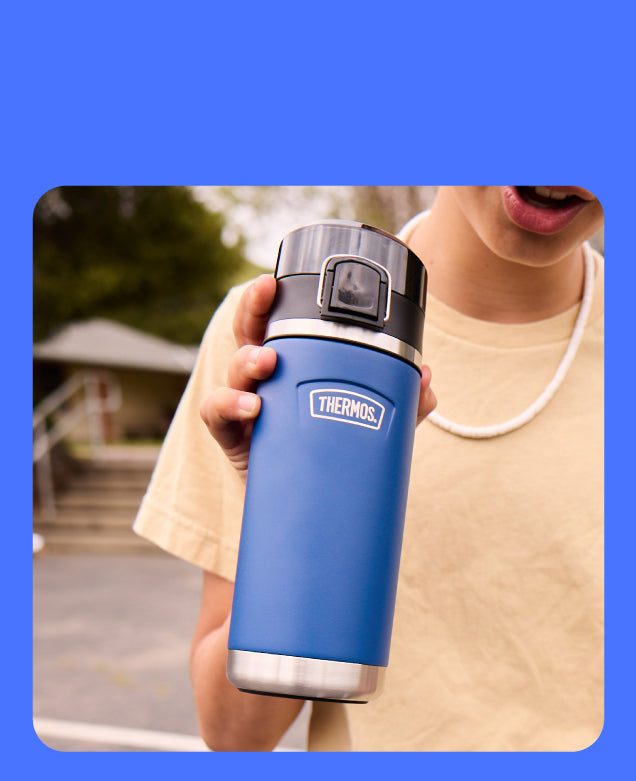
135, 186, 604, 751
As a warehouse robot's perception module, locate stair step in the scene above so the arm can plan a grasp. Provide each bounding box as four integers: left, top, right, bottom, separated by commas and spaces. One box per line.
35, 511, 140, 530
73, 469, 154, 484
72, 476, 151, 490
56, 492, 145, 510
34, 450, 161, 554
34, 530, 160, 554
71, 444, 161, 461
80, 458, 155, 469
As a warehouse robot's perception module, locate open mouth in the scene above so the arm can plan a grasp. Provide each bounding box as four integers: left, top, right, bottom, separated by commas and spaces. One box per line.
502, 186, 589, 235
516, 186, 583, 210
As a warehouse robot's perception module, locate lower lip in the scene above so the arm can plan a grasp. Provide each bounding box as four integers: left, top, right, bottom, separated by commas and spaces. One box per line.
501, 186, 587, 235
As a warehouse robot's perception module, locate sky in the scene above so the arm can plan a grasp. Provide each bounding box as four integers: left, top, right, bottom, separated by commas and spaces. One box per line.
192, 186, 355, 269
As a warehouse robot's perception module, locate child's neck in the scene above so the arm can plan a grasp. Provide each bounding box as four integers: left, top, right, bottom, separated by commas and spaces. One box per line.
408, 192, 586, 324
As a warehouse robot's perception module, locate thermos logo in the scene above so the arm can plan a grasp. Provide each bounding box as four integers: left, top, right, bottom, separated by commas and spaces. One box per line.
309, 389, 385, 431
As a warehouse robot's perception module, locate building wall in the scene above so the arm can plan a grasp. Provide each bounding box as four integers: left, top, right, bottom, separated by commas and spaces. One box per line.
114, 368, 188, 440
55, 365, 189, 444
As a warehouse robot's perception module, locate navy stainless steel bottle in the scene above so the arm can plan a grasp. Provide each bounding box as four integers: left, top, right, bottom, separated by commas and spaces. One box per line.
227, 220, 427, 702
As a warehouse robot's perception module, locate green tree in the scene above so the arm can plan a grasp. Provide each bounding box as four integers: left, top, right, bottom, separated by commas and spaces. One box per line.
33, 186, 260, 344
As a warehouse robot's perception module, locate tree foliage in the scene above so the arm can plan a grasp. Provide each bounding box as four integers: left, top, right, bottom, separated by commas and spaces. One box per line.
33, 186, 259, 344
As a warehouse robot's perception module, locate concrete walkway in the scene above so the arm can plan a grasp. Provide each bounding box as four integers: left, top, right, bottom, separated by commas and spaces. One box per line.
33, 551, 309, 752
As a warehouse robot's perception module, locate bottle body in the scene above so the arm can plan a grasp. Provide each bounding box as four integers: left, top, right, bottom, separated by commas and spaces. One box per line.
227, 336, 421, 701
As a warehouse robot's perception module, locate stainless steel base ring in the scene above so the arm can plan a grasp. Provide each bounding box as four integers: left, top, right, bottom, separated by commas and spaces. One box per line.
227, 649, 385, 703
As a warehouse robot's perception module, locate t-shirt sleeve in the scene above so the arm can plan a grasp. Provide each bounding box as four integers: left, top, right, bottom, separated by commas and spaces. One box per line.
133, 283, 249, 581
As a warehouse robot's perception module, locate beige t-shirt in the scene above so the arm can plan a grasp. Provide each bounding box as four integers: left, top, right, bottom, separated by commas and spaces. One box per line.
134, 232, 604, 752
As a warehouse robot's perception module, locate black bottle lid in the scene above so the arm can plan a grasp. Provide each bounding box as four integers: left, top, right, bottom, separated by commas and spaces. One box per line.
266, 220, 428, 367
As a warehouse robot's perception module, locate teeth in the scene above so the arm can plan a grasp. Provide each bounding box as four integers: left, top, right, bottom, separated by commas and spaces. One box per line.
533, 186, 569, 201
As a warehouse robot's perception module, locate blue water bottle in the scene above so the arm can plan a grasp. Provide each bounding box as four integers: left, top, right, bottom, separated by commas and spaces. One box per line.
227, 220, 427, 702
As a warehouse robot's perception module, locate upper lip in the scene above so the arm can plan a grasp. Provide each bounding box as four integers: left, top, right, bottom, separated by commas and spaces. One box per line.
527, 186, 596, 201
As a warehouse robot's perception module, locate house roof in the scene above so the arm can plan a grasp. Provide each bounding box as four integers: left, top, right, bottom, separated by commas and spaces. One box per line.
33, 318, 199, 374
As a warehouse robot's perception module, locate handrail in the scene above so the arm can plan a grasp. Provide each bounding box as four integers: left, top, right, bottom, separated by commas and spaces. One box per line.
33, 371, 91, 429
33, 370, 122, 519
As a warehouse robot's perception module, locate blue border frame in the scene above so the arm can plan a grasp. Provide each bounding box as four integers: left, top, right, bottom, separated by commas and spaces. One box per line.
7, 2, 632, 779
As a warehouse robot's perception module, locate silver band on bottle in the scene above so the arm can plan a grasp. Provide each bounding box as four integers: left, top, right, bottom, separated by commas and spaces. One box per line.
227, 649, 385, 702
265, 318, 423, 368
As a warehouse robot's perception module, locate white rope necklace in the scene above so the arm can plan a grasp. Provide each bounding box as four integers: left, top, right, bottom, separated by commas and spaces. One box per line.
426, 243, 595, 439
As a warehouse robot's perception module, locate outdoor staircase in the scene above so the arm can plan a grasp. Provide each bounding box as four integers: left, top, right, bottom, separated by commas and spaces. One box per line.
33, 446, 162, 554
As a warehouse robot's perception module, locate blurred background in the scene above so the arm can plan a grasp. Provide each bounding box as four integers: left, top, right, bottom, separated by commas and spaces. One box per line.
32, 186, 604, 751
32, 186, 441, 751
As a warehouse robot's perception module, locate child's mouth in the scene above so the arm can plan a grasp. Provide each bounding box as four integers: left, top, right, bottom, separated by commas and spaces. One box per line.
502, 186, 588, 235
517, 186, 582, 210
